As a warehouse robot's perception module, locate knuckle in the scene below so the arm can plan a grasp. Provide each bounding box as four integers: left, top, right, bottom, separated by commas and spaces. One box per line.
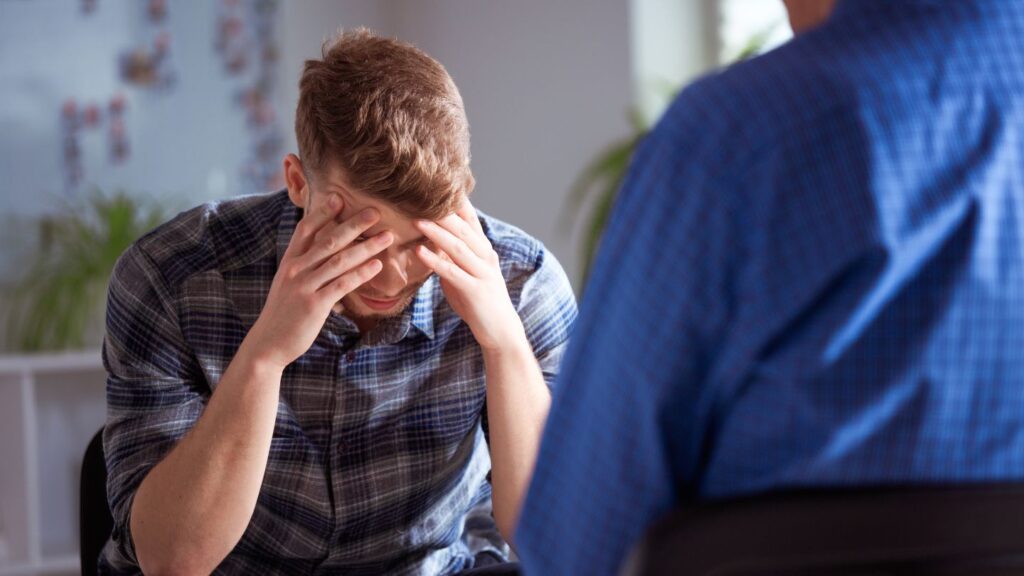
355, 263, 377, 282
281, 264, 300, 281
299, 218, 318, 235
346, 219, 370, 237
299, 294, 318, 314
335, 276, 357, 294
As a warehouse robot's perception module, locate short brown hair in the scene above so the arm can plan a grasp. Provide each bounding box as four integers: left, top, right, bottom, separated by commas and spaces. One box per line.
295, 28, 474, 219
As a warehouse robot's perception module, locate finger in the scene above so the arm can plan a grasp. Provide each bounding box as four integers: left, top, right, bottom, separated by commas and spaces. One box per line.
435, 213, 493, 260
415, 245, 473, 288
319, 258, 384, 301
286, 194, 344, 258
308, 231, 393, 290
414, 219, 488, 276
456, 198, 484, 235
299, 207, 381, 270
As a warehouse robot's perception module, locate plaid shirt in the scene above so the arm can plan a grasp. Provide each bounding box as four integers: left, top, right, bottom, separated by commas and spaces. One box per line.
99, 190, 576, 575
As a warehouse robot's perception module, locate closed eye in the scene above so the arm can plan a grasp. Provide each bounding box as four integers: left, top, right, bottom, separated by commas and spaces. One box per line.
352, 235, 430, 248
404, 239, 433, 250
400, 235, 432, 250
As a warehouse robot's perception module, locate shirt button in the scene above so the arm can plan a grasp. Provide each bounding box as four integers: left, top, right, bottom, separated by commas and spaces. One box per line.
345, 351, 356, 362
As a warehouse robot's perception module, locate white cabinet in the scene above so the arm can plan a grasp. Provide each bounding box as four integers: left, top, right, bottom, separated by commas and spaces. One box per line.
0, 352, 105, 576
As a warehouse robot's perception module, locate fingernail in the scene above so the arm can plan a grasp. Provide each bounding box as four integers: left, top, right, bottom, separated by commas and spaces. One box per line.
361, 209, 377, 222
328, 195, 339, 209
377, 232, 393, 243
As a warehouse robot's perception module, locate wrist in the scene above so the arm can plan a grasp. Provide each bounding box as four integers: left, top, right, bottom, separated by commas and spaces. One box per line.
236, 335, 288, 378
480, 326, 533, 362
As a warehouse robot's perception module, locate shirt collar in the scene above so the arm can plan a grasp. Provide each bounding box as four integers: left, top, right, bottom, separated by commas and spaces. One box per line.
832, 0, 986, 20
408, 275, 437, 340
276, 196, 437, 343
275, 194, 300, 269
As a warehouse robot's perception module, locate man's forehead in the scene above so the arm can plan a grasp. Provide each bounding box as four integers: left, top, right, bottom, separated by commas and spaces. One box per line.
316, 173, 400, 218
316, 182, 425, 242
329, 185, 381, 214
314, 163, 465, 229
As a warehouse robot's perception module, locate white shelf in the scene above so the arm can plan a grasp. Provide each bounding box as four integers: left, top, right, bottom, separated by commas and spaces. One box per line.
0, 555, 78, 576
0, 351, 105, 576
0, 351, 102, 374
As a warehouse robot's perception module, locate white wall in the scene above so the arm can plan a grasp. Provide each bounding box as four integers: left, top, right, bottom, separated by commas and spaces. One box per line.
277, 0, 392, 156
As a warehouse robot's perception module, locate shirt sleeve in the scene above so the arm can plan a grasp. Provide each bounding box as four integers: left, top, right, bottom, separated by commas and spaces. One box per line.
515, 247, 578, 390
481, 245, 578, 445
102, 245, 207, 567
516, 108, 739, 575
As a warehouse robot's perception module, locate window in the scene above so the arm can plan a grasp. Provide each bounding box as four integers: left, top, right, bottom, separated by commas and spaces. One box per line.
717, 0, 792, 64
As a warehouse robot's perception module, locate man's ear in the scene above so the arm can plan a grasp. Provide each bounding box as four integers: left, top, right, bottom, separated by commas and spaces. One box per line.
283, 154, 310, 209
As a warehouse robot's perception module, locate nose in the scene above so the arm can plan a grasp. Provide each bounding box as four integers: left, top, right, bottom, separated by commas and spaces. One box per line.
365, 253, 408, 297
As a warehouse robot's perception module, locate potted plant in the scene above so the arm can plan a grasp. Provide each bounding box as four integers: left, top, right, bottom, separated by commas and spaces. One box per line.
563, 24, 782, 284
5, 191, 164, 352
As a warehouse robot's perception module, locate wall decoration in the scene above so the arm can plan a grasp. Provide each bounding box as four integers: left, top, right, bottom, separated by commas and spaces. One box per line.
118, 31, 174, 89
215, 0, 248, 76
45, 1, 283, 200
61, 94, 129, 195
108, 93, 129, 163
118, 0, 175, 90
61, 99, 84, 191
217, 0, 284, 192
148, 0, 166, 23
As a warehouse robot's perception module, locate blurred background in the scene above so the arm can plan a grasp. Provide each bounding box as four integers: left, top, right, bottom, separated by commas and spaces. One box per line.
0, 1, 787, 574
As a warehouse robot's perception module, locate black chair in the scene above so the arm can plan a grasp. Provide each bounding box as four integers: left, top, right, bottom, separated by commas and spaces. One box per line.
622, 485, 1024, 576
80, 426, 113, 576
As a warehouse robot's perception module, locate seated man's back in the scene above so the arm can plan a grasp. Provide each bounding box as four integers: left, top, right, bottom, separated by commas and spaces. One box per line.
519, 1, 1024, 574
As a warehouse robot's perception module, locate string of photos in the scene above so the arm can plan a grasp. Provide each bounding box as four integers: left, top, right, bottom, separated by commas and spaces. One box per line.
61, 94, 128, 192
216, 0, 284, 192
63, 0, 283, 196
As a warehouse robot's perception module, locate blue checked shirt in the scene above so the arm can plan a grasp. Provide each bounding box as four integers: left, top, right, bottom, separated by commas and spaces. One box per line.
99, 190, 576, 575
518, 0, 1024, 574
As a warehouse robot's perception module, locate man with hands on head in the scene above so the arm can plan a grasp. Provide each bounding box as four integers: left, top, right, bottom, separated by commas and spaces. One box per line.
99, 29, 575, 575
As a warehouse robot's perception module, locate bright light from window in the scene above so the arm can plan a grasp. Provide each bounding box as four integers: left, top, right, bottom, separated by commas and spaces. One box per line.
718, 0, 792, 64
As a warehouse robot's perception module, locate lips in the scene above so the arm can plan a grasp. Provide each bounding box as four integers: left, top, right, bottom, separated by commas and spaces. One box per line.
358, 294, 402, 311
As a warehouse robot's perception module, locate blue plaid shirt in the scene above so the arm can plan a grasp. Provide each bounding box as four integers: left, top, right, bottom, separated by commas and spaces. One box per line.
99, 190, 576, 575
518, 0, 1024, 574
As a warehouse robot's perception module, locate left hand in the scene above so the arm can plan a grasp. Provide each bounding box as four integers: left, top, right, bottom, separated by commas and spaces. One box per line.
414, 200, 526, 352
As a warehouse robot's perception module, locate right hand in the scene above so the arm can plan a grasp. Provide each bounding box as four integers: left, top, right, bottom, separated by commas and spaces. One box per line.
243, 194, 393, 371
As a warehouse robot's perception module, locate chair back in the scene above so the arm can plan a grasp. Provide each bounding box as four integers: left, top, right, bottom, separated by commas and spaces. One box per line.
80, 427, 113, 575
623, 485, 1024, 576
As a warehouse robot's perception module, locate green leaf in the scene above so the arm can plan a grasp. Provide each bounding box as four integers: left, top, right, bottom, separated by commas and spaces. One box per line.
564, 24, 783, 285
5, 190, 164, 351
